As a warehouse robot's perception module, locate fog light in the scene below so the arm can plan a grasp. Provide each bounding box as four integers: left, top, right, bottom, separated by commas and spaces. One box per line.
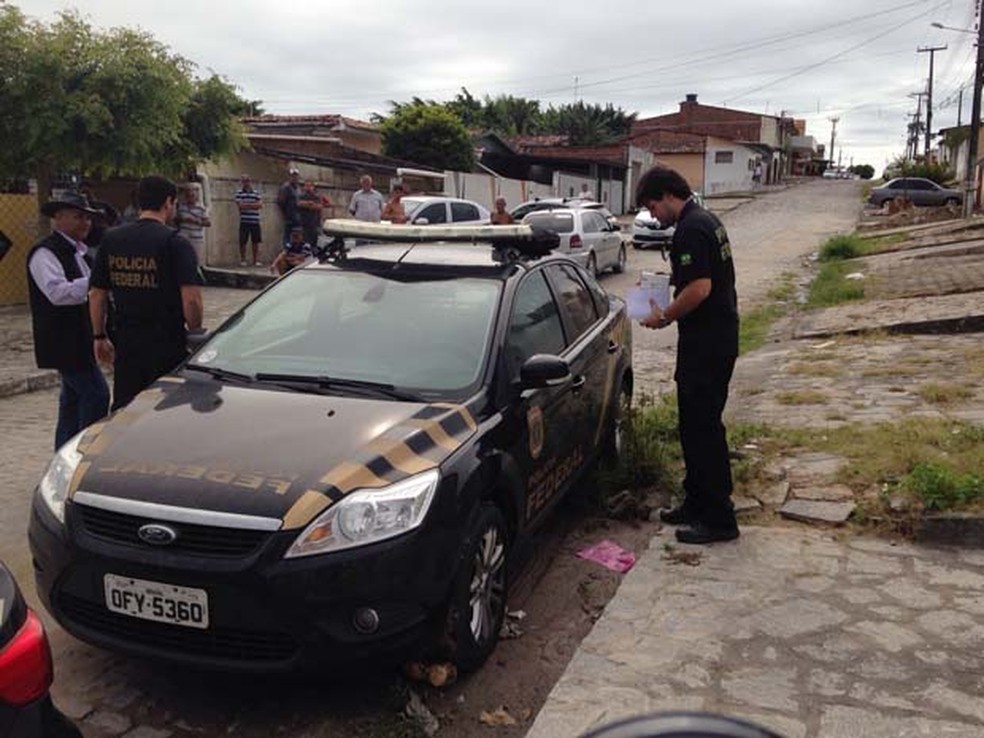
352, 607, 380, 634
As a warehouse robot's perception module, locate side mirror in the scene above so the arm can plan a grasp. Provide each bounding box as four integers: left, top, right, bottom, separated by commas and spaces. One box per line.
412, 217, 430, 225
609, 223, 621, 232
187, 330, 211, 352
519, 354, 571, 389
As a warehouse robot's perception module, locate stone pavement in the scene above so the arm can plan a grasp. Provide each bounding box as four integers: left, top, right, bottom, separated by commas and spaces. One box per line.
526, 527, 984, 738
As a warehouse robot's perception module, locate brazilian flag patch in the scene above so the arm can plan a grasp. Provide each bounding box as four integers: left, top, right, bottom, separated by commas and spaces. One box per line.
679, 252, 693, 266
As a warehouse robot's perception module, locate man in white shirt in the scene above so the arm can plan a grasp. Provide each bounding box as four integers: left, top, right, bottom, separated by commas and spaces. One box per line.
27, 192, 110, 449
348, 175, 385, 222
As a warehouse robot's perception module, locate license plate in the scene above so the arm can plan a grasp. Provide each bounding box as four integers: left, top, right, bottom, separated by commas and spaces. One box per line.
104, 574, 209, 629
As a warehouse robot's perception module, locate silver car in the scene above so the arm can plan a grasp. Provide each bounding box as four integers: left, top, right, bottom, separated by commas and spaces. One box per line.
867, 178, 962, 207
632, 192, 705, 249
401, 196, 491, 225
522, 208, 625, 276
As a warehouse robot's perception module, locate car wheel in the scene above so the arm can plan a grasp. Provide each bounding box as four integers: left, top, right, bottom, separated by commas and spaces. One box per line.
946, 197, 960, 207
613, 244, 626, 274
602, 380, 632, 468
446, 503, 509, 672
587, 252, 598, 277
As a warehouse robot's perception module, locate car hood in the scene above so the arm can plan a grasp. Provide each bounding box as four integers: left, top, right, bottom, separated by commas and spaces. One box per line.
68, 376, 477, 530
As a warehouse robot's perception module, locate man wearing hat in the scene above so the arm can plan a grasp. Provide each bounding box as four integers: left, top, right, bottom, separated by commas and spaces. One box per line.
27, 192, 110, 449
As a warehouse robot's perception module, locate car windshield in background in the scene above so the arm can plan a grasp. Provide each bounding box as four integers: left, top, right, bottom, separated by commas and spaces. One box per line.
401, 197, 428, 214
523, 212, 575, 233
197, 270, 501, 395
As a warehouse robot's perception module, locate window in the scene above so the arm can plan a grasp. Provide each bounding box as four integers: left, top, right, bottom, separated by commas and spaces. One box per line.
451, 202, 480, 222
415, 203, 447, 224
714, 151, 734, 164
548, 264, 599, 344
505, 271, 565, 378
909, 179, 934, 190
581, 212, 605, 234
579, 266, 610, 317
523, 212, 574, 233
888, 180, 905, 189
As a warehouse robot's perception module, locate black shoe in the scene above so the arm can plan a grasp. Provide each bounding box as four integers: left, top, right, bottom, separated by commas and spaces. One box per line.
675, 523, 740, 545
659, 505, 698, 526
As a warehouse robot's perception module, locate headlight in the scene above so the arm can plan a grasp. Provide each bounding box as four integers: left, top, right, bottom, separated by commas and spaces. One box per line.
285, 469, 440, 558
37, 432, 84, 524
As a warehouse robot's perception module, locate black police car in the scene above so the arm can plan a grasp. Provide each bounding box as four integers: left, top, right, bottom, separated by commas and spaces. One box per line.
29, 221, 632, 673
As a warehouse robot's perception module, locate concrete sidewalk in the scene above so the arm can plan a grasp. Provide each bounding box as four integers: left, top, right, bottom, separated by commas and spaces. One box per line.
526, 527, 984, 738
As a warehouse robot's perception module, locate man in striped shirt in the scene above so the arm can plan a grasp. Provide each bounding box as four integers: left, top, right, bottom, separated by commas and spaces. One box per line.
234, 175, 263, 266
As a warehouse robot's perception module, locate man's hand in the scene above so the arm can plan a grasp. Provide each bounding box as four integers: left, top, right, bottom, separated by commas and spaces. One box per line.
94, 337, 115, 366
640, 300, 668, 330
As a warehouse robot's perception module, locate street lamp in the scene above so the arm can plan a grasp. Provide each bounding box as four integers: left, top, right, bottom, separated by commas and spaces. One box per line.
933, 19, 984, 217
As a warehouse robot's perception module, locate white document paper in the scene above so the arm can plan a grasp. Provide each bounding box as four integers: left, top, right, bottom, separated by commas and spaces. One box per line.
626, 275, 670, 320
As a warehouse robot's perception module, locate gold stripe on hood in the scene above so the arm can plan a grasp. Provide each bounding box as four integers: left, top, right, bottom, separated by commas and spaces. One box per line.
282, 490, 331, 530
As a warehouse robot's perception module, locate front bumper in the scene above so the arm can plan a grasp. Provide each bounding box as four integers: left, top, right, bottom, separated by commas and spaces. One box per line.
28, 493, 460, 673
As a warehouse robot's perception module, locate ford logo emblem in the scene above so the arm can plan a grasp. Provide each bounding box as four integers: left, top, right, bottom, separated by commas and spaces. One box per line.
137, 523, 178, 546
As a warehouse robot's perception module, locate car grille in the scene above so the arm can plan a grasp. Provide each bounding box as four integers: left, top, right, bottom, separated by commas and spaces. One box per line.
59, 593, 298, 663
75, 504, 271, 557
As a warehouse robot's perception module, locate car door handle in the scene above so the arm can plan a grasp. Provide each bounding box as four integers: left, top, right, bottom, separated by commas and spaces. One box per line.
607, 340, 620, 354
570, 375, 586, 393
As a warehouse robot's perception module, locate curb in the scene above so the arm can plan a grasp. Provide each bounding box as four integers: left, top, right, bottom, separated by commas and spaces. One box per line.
201, 266, 275, 290
917, 514, 984, 548
0, 370, 60, 399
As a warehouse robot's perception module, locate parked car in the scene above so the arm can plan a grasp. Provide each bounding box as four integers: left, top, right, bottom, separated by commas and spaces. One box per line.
631, 192, 705, 250
0, 561, 80, 738
522, 208, 626, 276
399, 196, 490, 225
867, 178, 963, 207
29, 222, 632, 675
510, 197, 615, 224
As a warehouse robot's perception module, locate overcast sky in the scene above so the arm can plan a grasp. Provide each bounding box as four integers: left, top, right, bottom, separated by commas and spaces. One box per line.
18, 0, 981, 171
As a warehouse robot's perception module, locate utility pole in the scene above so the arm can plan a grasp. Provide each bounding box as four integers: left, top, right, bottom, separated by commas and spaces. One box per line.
958, 88, 964, 128
828, 117, 839, 170
918, 45, 947, 158
966, 0, 984, 217
908, 91, 927, 160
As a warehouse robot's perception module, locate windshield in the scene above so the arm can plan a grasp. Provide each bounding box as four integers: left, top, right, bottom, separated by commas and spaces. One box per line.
195, 270, 501, 396
400, 197, 429, 216
523, 212, 575, 233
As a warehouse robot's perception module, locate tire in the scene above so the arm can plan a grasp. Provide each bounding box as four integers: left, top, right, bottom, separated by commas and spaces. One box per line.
602, 380, 632, 468
612, 244, 626, 274
946, 198, 960, 207
445, 503, 509, 672
587, 252, 598, 277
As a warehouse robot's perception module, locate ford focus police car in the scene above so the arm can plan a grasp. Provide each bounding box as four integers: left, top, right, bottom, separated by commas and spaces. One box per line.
29, 221, 632, 673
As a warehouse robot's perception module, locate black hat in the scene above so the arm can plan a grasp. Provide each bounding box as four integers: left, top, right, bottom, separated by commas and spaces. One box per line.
40, 192, 101, 218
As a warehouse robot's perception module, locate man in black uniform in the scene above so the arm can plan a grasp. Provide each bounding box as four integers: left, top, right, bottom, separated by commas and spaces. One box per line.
89, 175, 204, 410
637, 166, 740, 544
27, 192, 110, 449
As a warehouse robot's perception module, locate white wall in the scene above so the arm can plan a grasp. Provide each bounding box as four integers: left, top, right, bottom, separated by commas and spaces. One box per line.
703, 143, 757, 195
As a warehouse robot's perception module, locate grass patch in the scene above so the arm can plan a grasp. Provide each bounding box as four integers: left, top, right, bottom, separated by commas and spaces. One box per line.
918, 383, 974, 405
903, 462, 984, 511
819, 234, 868, 261
807, 261, 865, 307
775, 390, 829, 405
739, 304, 783, 354
766, 271, 798, 301
862, 232, 907, 251
786, 362, 842, 377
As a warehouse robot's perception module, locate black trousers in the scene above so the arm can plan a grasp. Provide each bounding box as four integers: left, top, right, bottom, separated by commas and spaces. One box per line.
111, 334, 186, 411
675, 352, 738, 529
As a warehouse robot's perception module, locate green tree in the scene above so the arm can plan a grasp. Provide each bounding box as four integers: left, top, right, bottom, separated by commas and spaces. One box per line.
0, 6, 249, 198
380, 102, 474, 171
848, 164, 875, 180
539, 102, 636, 145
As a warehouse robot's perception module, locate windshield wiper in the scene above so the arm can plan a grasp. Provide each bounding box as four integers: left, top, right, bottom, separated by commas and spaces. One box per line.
254, 373, 422, 402
184, 364, 255, 383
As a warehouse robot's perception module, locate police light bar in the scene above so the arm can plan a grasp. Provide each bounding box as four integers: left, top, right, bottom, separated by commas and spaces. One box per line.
321, 219, 559, 256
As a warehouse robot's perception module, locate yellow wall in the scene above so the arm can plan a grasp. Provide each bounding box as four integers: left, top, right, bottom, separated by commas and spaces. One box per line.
0, 194, 40, 306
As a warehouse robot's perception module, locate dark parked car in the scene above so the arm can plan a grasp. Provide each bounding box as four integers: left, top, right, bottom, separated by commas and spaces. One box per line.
867, 178, 962, 207
29, 222, 632, 674
0, 561, 80, 738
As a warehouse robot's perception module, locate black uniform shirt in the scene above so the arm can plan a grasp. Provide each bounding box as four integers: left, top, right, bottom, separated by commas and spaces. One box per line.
669, 198, 739, 357
90, 219, 199, 347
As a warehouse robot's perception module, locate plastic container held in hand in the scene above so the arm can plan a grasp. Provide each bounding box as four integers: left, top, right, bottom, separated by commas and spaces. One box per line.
627, 272, 670, 320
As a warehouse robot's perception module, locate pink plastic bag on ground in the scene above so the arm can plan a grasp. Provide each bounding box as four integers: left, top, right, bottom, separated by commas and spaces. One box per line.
576, 539, 636, 573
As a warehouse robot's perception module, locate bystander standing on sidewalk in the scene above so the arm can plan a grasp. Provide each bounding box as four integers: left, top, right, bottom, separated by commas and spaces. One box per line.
490, 196, 515, 225
234, 174, 263, 266
277, 168, 302, 246
89, 175, 204, 411
348, 175, 385, 222
175, 185, 211, 265
27, 192, 110, 449
637, 165, 740, 545
297, 180, 324, 247
381, 184, 407, 224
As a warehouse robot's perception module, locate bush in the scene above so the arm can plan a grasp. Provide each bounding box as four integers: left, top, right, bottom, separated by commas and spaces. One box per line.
600, 392, 681, 493
904, 462, 984, 511
849, 164, 874, 180
819, 234, 864, 261
807, 261, 864, 307
882, 160, 954, 185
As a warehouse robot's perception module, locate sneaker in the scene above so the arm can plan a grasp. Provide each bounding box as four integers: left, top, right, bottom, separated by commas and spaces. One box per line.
239, 260, 247, 267
675, 523, 740, 545
659, 505, 698, 526
253, 261, 261, 267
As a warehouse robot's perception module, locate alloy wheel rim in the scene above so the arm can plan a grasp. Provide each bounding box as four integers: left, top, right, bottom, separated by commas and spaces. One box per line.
468, 524, 506, 643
